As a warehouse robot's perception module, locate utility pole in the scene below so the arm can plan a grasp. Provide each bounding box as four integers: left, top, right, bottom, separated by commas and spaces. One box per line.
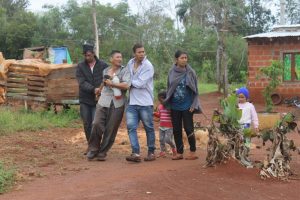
92, 0, 99, 57
280, 0, 286, 25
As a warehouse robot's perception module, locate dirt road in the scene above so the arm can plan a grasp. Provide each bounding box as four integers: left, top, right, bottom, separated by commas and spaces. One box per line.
1, 92, 300, 200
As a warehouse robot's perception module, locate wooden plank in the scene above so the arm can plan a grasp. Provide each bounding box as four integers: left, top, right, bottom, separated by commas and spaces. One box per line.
6, 91, 27, 96
27, 76, 46, 82
27, 91, 46, 97
7, 94, 46, 102
6, 82, 26, 88
27, 85, 47, 92
7, 79, 46, 87
47, 67, 76, 79
7, 72, 26, 78
8, 67, 40, 75
8, 72, 45, 79
11, 64, 38, 69
27, 81, 46, 87
51, 99, 79, 104
7, 79, 27, 84
7, 88, 27, 93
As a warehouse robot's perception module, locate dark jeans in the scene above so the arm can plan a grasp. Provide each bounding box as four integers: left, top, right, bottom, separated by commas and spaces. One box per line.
80, 103, 96, 142
171, 109, 196, 154
89, 104, 124, 154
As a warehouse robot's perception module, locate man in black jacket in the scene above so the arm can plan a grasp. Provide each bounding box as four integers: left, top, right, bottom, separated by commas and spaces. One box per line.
76, 44, 108, 152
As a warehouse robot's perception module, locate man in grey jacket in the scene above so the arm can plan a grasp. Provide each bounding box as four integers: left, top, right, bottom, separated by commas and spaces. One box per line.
76, 44, 108, 153
87, 50, 130, 161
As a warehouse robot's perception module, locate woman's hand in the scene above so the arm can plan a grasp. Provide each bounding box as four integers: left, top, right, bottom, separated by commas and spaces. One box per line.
189, 107, 194, 113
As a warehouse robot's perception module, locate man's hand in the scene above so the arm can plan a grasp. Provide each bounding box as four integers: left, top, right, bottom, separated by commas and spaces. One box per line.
94, 88, 101, 95
104, 79, 113, 87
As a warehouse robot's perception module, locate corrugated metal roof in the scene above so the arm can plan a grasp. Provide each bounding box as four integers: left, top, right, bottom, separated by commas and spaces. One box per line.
244, 32, 300, 39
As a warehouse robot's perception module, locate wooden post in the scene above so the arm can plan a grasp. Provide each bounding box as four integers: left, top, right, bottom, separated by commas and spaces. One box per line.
92, 0, 99, 57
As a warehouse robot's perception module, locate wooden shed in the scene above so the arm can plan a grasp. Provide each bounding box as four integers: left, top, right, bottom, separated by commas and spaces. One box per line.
244, 24, 300, 103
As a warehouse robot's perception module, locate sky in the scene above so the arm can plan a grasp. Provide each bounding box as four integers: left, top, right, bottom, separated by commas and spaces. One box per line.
28, 0, 133, 12
27, 0, 178, 18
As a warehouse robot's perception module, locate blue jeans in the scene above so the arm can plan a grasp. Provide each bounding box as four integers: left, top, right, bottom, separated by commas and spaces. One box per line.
126, 105, 155, 154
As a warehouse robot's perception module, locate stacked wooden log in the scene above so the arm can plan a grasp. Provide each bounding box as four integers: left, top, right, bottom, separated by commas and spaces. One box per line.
0, 52, 79, 107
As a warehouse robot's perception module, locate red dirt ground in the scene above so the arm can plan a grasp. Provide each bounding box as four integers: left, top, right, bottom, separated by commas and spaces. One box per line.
1, 92, 300, 200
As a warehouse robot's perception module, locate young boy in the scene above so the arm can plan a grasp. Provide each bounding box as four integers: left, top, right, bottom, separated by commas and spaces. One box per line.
236, 87, 259, 148
154, 91, 177, 158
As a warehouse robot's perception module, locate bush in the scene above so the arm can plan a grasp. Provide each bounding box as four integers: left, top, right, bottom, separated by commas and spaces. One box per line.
154, 78, 167, 98
0, 162, 15, 194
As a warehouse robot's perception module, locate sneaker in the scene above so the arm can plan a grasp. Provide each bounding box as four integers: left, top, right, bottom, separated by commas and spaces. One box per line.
172, 153, 183, 160
96, 152, 107, 161
87, 151, 98, 160
126, 153, 142, 163
144, 153, 156, 161
157, 152, 166, 158
185, 152, 198, 160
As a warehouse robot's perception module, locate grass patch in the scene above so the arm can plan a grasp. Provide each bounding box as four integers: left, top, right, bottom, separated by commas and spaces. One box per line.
0, 107, 80, 135
199, 83, 247, 94
0, 162, 15, 194
199, 83, 218, 94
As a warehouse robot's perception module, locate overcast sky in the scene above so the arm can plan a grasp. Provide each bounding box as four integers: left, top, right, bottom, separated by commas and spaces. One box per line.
28, 0, 123, 11
27, 0, 178, 18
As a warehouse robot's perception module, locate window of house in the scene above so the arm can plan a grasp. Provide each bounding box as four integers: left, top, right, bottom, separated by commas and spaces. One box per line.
283, 53, 300, 81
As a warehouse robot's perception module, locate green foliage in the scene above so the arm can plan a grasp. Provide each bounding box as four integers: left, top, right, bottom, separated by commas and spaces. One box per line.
243, 128, 252, 137
0, 162, 15, 194
285, 0, 300, 24
220, 94, 242, 129
154, 78, 167, 98
243, 0, 275, 35
225, 35, 248, 83
259, 60, 283, 112
0, 107, 80, 135
0, 0, 278, 84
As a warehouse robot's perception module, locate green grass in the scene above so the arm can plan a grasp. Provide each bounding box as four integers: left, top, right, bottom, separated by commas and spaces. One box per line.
0, 107, 80, 135
0, 162, 15, 194
199, 83, 247, 94
199, 83, 218, 94
154, 80, 246, 97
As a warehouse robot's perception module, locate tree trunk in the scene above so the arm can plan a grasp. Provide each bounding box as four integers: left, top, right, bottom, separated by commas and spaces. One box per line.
223, 50, 228, 97
92, 0, 99, 57
215, 26, 222, 93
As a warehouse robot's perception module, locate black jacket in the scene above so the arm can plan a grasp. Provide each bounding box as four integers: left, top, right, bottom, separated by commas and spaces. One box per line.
76, 57, 108, 106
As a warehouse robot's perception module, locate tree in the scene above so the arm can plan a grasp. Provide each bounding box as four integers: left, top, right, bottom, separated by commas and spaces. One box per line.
0, 0, 29, 16
0, 0, 36, 59
176, 0, 247, 95
244, 0, 275, 35
285, 0, 300, 24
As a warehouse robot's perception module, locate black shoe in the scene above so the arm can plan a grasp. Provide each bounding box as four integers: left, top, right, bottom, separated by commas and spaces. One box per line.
87, 151, 98, 160
96, 152, 107, 161
144, 153, 156, 161
126, 153, 141, 163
